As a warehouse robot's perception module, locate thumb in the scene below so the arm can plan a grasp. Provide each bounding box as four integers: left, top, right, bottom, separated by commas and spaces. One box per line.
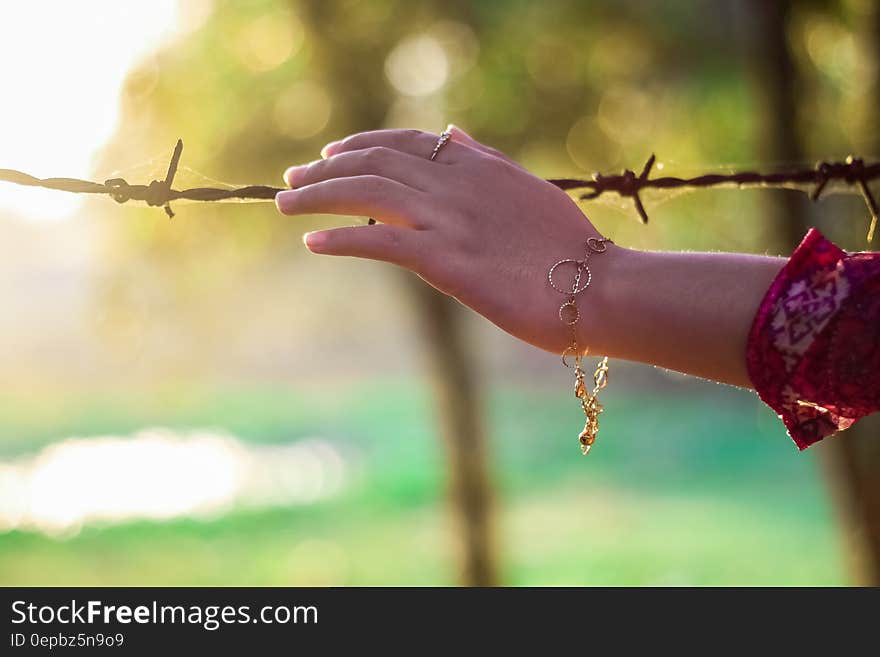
446, 124, 525, 170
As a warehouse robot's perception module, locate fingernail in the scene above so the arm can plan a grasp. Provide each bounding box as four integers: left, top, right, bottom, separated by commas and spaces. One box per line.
321, 141, 340, 159
275, 190, 297, 213
303, 231, 326, 252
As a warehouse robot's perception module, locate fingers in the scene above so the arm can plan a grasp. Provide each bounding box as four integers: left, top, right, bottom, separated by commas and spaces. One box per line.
275, 175, 427, 228
446, 124, 526, 170
321, 128, 468, 163
303, 224, 424, 269
284, 147, 438, 191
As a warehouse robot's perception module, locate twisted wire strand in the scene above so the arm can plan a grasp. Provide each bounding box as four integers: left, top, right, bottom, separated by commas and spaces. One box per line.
548, 153, 880, 239
0, 140, 284, 219
1, 140, 877, 237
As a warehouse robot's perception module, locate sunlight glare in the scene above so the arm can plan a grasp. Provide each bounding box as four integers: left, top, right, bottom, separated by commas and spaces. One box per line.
0, 430, 347, 536
0, 1, 182, 221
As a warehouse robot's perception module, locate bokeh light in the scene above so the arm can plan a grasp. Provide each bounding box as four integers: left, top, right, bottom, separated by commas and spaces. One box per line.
385, 33, 450, 97
273, 81, 333, 139
0, 430, 345, 536
229, 9, 304, 73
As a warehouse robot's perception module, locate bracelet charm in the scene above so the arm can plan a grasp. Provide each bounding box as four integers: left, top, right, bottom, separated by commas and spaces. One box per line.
549, 236, 612, 455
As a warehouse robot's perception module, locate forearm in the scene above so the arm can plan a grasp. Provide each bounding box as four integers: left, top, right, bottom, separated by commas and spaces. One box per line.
585, 245, 786, 388
278, 127, 787, 390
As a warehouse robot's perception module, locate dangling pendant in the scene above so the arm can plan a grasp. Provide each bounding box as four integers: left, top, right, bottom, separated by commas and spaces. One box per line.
578, 396, 603, 454
578, 427, 594, 455
574, 357, 609, 455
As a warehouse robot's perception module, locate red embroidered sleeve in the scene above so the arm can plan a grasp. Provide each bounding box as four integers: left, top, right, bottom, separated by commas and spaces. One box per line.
746, 228, 880, 450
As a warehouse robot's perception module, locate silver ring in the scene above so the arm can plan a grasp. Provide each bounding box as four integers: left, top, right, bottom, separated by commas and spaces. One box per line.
429, 131, 452, 161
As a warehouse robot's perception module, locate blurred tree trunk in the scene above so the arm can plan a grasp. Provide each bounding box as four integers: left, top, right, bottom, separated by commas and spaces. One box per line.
748, 0, 812, 250
406, 278, 498, 586
296, 0, 498, 587
749, 0, 880, 585
423, 0, 496, 587
817, 0, 880, 587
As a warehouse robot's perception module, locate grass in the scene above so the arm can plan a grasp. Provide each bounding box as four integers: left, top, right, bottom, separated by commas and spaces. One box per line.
0, 377, 846, 585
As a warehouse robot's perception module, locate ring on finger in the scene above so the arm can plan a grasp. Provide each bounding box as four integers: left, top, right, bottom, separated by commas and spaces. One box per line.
429, 130, 452, 161
368, 129, 452, 225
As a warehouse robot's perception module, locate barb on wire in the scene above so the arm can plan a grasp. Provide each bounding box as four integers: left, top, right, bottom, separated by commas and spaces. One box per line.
548, 153, 880, 241
0, 139, 284, 219
1, 139, 878, 239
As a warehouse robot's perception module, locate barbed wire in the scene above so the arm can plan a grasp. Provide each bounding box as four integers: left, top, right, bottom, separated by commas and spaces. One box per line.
548, 153, 880, 240
0, 140, 283, 219
1, 140, 878, 239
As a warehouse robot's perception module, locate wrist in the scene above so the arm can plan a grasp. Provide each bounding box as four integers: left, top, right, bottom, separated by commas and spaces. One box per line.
575, 241, 633, 356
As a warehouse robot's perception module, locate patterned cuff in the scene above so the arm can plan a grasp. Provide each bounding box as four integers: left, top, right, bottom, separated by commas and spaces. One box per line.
746, 228, 859, 449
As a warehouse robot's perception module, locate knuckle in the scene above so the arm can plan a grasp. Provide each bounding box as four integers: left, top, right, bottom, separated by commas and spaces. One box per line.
302, 159, 325, 183
306, 179, 334, 201
380, 227, 402, 249
338, 134, 363, 151
361, 174, 388, 191
360, 146, 387, 167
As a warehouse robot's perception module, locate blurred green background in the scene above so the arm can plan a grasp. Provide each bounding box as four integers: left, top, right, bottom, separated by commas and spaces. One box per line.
2, 0, 878, 585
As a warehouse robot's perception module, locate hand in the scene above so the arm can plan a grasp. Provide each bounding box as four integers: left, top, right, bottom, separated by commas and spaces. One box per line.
276, 126, 620, 355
